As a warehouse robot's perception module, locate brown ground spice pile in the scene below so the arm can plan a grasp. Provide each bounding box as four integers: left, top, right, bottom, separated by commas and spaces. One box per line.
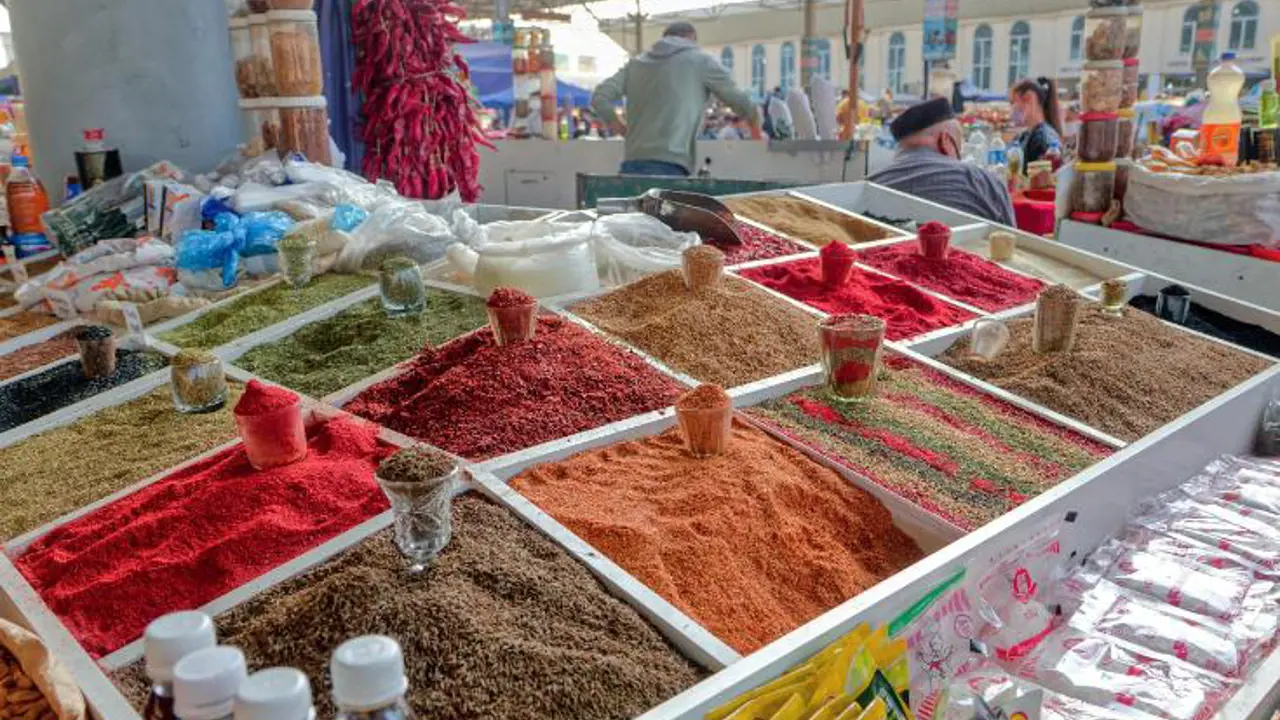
0, 311, 58, 343
572, 270, 820, 387
112, 495, 703, 719
0, 330, 77, 381
0, 385, 243, 540
941, 305, 1273, 442
725, 196, 903, 247
509, 421, 925, 654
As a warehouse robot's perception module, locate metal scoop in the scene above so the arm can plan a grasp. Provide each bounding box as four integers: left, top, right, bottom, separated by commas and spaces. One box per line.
596, 188, 743, 245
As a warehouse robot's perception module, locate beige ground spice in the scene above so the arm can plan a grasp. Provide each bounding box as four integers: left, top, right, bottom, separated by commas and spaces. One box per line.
0, 385, 243, 540
725, 196, 903, 247
0, 312, 57, 343
0, 331, 77, 381
112, 495, 704, 720
572, 270, 821, 387
941, 305, 1273, 441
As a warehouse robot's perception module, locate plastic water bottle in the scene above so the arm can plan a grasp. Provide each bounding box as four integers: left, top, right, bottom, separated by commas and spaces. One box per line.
6, 154, 49, 256
1260, 79, 1278, 129
986, 135, 1007, 168
1199, 52, 1245, 167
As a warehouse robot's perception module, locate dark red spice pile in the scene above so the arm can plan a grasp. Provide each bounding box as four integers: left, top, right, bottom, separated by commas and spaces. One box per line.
15, 416, 392, 658
486, 287, 536, 308
737, 258, 975, 340
710, 222, 810, 265
345, 317, 684, 460
234, 379, 299, 416
857, 243, 1045, 312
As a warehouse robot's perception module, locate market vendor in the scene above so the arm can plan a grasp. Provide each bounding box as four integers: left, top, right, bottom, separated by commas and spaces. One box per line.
590, 22, 761, 176
869, 97, 1016, 226
1010, 77, 1064, 166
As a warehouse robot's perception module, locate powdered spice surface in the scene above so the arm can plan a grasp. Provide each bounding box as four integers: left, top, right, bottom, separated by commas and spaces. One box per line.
508, 421, 925, 654
15, 416, 393, 658
0, 311, 58, 342
749, 357, 1111, 531
725, 196, 902, 247
712, 222, 810, 265
738, 258, 974, 340
941, 305, 1273, 442
112, 495, 705, 719
857, 243, 1046, 312
571, 270, 821, 387
345, 317, 682, 460
0, 330, 77, 381
0, 350, 169, 432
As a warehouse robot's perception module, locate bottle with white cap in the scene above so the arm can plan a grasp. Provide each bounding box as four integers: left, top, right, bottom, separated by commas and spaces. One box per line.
234, 667, 315, 720
331, 635, 414, 719
173, 646, 248, 720
143, 611, 217, 720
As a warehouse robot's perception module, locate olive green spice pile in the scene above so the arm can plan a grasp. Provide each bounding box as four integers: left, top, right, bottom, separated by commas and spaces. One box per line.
112, 495, 704, 719
158, 273, 373, 349
378, 445, 458, 484
0, 385, 243, 539
234, 293, 488, 398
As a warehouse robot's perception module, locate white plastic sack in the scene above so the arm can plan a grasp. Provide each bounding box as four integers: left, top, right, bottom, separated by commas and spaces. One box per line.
768, 96, 794, 139
1124, 165, 1280, 248
592, 213, 698, 286
336, 200, 455, 272
15, 238, 177, 312
444, 219, 600, 298
786, 88, 818, 141
811, 76, 838, 140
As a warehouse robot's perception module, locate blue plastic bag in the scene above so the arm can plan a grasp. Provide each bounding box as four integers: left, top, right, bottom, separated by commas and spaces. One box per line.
237, 211, 294, 256
176, 229, 240, 289
331, 204, 368, 232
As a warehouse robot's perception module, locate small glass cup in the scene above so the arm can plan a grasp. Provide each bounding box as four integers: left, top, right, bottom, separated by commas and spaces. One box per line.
487, 301, 538, 346
379, 257, 427, 317
918, 224, 952, 260
170, 350, 229, 413
675, 387, 733, 458
75, 325, 117, 379
1099, 278, 1127, 317
376, 464, 461, 573
1032, 285, 1084, 354
819, 315, 886, 401
277, 235, 317, 288
819, 243, 856, 288
969, 319, 1011, 360
988, 231, 1016, 262
681, 245, 725, 292
1155, 284, 1191, 325
235, 399, 308, 470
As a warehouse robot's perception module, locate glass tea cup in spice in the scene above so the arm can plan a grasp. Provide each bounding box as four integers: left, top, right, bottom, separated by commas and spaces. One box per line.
277, 232, 318, 288
75, 325, 118, 379
1099, 278, 1128, 317
486, 287, 538, 346
969, 319, 1011, 361
818, 240, 856, 288
375, 445, 461, 572
680, 245, 725, 292
379, 256, 426, 317
674, 384, 733, 458
819, 314, 886, 401
1032, 284, 1085, 354
170, 349, 229, 414
988, 230, 1016, 262
233, 380, 308, 470
917, 221, 953, 260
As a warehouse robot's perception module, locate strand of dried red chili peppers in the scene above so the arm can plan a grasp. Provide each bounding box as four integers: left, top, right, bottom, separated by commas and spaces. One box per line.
353, 0, 495, 201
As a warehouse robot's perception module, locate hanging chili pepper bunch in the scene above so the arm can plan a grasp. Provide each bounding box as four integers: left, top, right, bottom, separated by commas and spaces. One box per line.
353, 0, 494, 201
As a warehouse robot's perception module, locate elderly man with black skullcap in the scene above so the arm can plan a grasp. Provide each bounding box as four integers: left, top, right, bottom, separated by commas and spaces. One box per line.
869, 97, 1015, 226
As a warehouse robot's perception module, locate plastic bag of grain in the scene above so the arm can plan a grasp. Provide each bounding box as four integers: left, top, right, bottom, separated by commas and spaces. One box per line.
1124, 165, 1280, 248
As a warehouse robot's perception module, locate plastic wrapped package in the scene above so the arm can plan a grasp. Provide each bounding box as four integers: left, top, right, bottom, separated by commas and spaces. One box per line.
449, 221, 601, 298
1084, 7, 1127, 60
1185, 462, 1280, 518
239, 99, 281, 156
1082, 61, 1124, 113
1134, 491, 1280, 572
592, 213, 698, 287
811, 75, 838, 139
268, 10, 322, 96
247, 14, 278, 96
231, 17, 258, 97
1079, 113, 1119, 162
43, 161, 188, 256
335, 199, 454, 272
1071, 162, 1117, 213
1124, 164, 1280, 248
939, 659, 1156, 720
976, 522, 1065, 662
276, 97, 331, 165
1017, 628, 1237, 720
14, 237, 179, 314
176, 228, 242, 291
786, 87, 818, 140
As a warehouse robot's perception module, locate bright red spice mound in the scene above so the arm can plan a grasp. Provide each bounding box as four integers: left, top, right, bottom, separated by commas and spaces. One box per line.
15, 416, 392, 658
709, 222, 809, 265
486, 287, 536, 308
345, 317, 683, 460
738, 258, 974, 340
857, 243, 1045, 312
234, 379, 300, 416
819, 240, 855, 260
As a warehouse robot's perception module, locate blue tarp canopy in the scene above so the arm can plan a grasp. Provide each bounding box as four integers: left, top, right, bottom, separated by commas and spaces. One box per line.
457, 41, 594, 108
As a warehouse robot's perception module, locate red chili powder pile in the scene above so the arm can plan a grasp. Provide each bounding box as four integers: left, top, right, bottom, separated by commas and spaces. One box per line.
857, 243, 1045, 312
345, 317, 683, 460
234, 379, 299, 416
15, 416, 392, 658
487, 287, 535, 308
509, 421, 925, 654
677, 384, 730, 410
737, 258, 974, 340
709, 222, 809, 265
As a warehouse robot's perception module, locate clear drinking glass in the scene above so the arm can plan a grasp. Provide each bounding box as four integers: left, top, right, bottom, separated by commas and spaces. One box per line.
277, 235, 316, 288
379, 257, 426, 317
818, 315, 886, 401
376, 465, 460, 573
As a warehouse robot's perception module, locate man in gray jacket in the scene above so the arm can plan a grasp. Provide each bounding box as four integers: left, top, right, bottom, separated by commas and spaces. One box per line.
591, 22, 760, 176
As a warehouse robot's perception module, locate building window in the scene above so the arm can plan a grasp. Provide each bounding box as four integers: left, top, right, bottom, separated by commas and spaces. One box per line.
720, 47, 734, 74
887, 32, 906, 94
751, 44, 766, 99
1229, 1, 1258, 50
578, 55, 597, 74
1008, 21, 1031, 88
814, 38, 832, 80
1070, 16, 1085, 61
1180, 7, 1197, 54
972, 24, 993, 90
780, 41, 797, 93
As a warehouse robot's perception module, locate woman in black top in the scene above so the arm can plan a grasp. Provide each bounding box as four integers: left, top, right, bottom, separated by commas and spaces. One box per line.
1010, 77, 1064, 166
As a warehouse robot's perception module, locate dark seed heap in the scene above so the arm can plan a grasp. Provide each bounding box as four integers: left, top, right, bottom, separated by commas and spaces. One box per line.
0, 351, 168, 432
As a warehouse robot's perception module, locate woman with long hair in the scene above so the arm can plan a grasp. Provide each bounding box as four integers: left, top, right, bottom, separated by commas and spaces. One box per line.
1010, 76, 1064, 166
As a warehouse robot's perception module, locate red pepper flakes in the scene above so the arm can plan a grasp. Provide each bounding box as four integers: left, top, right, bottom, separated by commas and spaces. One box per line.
15, 416, 393, 658
486, 287, 536, 308
234, 379, 299, 416
710, 222, 809, 265
857, 243, 1045, 312
345, 317, 684, 460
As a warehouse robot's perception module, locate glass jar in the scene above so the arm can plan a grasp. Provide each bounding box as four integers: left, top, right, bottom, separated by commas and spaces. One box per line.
1070, 161, 1117, 214
1121, 58, 1140, 108
1028, 160, 1055, 190
674, 385, 733, 458
1116, 108, 1136, 158
1114, 158, 1132, 202
1099, 278, 1127, 317
1081, 60, 1124, 114
681, 245, 725, 291
375, 447, 460, 572
379, 257, 426, 316
238, 98, 280, 156
75, 325, 117, 379
171, 350, 229, 413
278, 232, 317, 287
235, 395, 307, 470
230, 18, 257, 98
1084, 7, 1127, 61
268, 10, 322, 97
1033, 285, 1084, 354
248, 14, 278, 97
1078, 112, 1119, 162
1124, 6, 1143, 59
276, 96, 331, 164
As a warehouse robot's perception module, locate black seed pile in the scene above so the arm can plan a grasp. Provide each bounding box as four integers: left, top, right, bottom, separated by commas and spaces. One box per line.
0, 351, 169, 432
1129, 295, 1280, 359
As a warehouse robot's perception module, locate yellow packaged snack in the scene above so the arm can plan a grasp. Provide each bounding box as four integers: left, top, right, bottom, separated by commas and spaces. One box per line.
707, 665, 818, 720
804, 693, 859, 720
769, 694, 808, 720
856, 698, 888, 720
724, 683, 814, 720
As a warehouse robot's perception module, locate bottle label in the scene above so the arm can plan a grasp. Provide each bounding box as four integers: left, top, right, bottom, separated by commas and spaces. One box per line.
1199, 123, 1240, 166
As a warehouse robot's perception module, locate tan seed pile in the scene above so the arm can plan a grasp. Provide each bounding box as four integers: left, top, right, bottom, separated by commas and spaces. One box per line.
725, 196, 902, 247
0, 647, 55, 720
572, 270, 821, 387
113, 495, 704, 719
941, 304, 1273, 441
0, 332, 77, 382
0, 312, 57, 343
